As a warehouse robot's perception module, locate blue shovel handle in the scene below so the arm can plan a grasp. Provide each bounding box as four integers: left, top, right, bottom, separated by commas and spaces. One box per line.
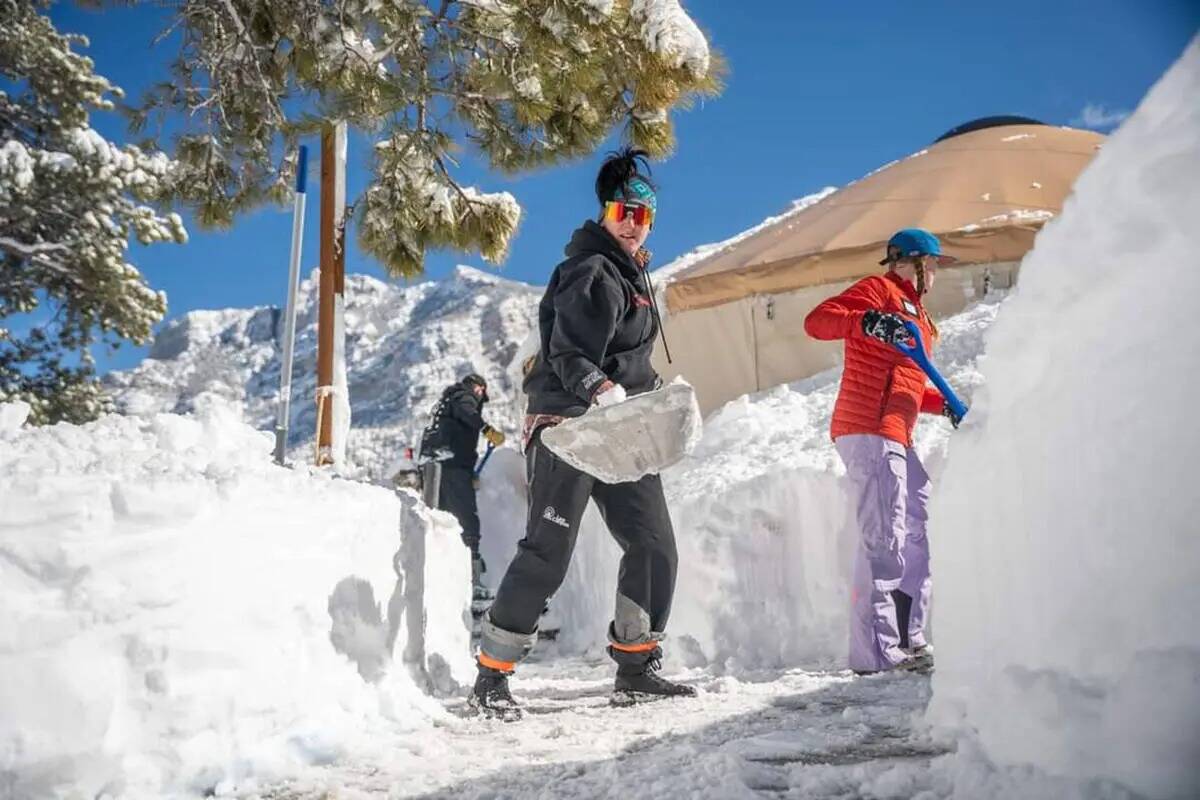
474, 441, 495, 477
894, 321, 969, 422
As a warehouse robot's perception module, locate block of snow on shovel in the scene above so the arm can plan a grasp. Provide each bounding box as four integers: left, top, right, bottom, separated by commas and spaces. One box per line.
540, 377, 704, 483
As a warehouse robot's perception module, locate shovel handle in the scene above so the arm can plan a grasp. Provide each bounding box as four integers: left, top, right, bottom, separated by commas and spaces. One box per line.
474, 441, 495, 477
895, 321, 969, 422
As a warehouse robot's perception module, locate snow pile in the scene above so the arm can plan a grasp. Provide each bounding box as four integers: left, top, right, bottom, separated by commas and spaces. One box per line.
528, 299, 1001, 670
104, 265, 540, 482
0, 402, 473, 798
928, 38, 1200, 800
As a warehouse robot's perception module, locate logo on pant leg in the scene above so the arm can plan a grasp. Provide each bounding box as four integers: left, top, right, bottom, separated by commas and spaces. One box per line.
542, 506, 569, 529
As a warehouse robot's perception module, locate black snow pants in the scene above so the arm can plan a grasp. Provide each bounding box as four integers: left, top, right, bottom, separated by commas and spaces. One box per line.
423, 463, 480, 554
479, 429, 677, 668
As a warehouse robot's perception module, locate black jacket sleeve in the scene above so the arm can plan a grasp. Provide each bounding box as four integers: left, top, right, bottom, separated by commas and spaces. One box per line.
547, 258, 624, 403
447, 388, 486, 432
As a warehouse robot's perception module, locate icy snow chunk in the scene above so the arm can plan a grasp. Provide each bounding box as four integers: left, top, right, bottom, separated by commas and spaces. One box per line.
0, 400, 30, 434
396, 490, 473, 694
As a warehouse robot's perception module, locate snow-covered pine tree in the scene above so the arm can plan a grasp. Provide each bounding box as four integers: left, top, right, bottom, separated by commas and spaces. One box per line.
0, 0, 188, 425
130, 0, 723, 277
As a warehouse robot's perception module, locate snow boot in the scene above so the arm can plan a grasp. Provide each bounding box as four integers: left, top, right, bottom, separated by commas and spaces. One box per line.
898, 644, 934, 674
608, 644, 696, 706
467, 665, 522, 721
853, 646, 934, 677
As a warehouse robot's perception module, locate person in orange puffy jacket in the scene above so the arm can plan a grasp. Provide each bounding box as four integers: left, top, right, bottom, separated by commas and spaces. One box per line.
804, 228, 961, 674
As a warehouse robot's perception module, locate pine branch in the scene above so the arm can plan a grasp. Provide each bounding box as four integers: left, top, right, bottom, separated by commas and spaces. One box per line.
216, 0, 284, 126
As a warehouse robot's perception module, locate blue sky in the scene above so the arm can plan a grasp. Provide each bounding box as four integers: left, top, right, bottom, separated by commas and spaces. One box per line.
46, 1, 1199, 373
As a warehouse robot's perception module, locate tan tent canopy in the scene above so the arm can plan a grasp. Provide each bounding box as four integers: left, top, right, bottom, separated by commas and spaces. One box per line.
656, 120, 1104, 414
666, 122, 1104, 314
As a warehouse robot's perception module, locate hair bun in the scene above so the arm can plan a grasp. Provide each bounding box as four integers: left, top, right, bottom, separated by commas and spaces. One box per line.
595, 147, 655, 206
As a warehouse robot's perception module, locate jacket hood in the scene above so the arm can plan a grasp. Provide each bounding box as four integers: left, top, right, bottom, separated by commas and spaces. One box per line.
565, 220, 643, 286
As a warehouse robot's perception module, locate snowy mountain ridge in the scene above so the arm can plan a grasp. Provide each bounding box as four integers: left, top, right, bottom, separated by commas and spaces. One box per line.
104, 265, 543, 480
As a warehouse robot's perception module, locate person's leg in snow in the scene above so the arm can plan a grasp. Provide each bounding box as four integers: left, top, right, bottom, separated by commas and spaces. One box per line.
837, 434, 910, 673
898, 448, 932, 659
472, 429, 693, 718
435, 464, 491, 602
472, 431, 593, 718
593, 473, 695, 702
437, 465, 481, 554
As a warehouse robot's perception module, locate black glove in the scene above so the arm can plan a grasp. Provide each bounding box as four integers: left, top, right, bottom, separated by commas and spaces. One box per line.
943, 402, 963, 429
861, 309, 912, 346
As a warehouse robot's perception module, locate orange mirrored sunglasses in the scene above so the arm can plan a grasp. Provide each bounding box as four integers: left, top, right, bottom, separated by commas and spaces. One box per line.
603, 200, 655, 227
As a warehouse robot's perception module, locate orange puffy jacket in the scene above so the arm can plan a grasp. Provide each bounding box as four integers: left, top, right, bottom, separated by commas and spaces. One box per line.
804, 271, 945, 446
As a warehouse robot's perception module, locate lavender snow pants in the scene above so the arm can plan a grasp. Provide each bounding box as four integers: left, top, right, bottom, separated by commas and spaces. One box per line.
835, 434, 932, 673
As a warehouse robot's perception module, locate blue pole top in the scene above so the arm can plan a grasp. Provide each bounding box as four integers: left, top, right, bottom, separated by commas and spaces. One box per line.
296, 145, 309, 194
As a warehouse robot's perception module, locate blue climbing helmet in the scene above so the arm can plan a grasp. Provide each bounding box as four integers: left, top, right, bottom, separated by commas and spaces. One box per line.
879, 228, 957, 266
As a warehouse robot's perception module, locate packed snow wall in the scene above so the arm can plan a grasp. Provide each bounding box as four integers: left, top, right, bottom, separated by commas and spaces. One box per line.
0, 400, 470, 799
927, 38, 1200, 800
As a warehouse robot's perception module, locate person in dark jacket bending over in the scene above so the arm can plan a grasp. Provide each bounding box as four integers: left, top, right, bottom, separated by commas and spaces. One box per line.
471, 149, 696, 718
419, 373, 505, 596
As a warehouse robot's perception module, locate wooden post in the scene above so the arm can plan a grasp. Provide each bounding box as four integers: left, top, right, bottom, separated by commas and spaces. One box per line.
315, 123, 347, 465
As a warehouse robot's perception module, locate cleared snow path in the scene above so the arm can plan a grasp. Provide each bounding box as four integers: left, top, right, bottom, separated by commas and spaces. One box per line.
261, 655, 943, 799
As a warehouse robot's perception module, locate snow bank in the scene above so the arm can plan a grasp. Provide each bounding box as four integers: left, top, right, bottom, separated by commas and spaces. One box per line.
0, 402, 472, 798
928, 38, 1200, 800
524, 299, 1000, 671
0, 399, 30, 434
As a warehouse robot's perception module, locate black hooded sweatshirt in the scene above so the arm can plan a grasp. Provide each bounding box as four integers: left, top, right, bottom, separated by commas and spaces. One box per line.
419, 382, 487, 469
523, 220, 659, 417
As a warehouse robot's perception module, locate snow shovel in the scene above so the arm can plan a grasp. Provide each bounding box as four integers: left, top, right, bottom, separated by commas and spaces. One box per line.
894, 320, 969, 423
474, 441, 495, 478
540, 377, 702, 484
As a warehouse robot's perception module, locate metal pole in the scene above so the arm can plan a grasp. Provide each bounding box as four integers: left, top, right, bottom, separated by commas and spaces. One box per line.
274, 145, 308, 465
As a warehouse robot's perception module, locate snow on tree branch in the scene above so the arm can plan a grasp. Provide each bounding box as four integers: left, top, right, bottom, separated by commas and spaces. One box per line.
631, 0, 710, 76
